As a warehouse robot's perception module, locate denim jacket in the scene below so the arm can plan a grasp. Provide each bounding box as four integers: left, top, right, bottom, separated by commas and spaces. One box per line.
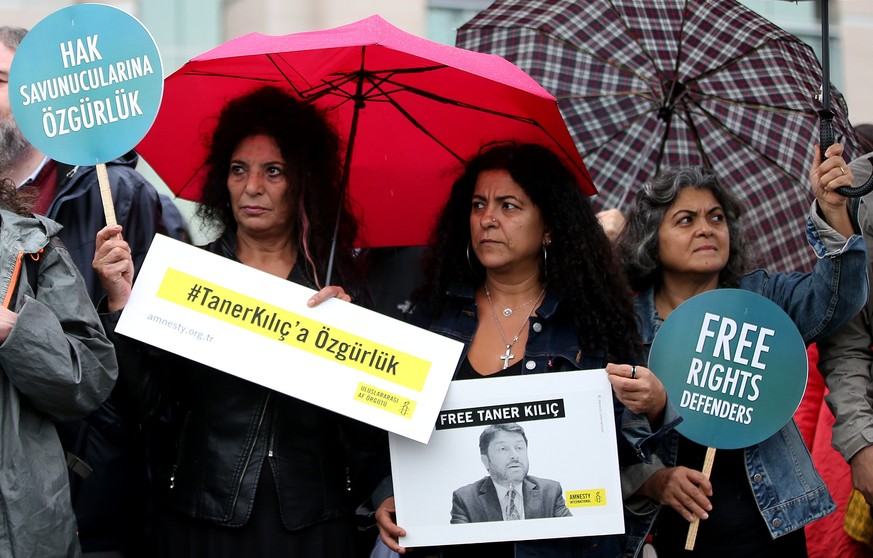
409, 285, 679, 558
620, 204, 868, 557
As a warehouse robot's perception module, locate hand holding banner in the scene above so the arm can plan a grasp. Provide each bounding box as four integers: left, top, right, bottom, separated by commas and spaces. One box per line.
116, 235, 464, 443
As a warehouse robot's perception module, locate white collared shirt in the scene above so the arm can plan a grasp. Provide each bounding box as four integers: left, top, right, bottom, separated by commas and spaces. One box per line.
18, 155, 51, 188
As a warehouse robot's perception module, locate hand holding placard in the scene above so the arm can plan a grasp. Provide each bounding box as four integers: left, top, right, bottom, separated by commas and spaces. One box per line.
649, 289, 807, 550
684, 446, 715, 550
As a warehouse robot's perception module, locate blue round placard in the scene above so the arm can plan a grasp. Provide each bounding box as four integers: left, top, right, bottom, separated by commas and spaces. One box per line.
649, 289, 807, 449
8, 4, 163, 165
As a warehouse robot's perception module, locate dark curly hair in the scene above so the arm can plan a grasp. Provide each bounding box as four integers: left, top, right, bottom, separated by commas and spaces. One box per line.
416, 142, 640, 362
617, 166, 750, 293
196, 86, 357, 287
0, 160, 36, 215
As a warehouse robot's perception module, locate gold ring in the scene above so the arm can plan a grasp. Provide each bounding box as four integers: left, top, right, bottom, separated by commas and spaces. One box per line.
840, 167, 846, 175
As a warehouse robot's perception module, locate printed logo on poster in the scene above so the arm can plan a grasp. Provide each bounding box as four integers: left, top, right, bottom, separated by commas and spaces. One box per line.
8, 4, 163, 165
649, 289, 807, 449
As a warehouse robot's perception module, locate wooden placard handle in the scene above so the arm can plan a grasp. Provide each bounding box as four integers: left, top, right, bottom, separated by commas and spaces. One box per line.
684, 446, 716, 551
96, 163, 117, 227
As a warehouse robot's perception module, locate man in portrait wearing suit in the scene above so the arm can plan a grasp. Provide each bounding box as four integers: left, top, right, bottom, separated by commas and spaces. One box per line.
450, 423, 572, 523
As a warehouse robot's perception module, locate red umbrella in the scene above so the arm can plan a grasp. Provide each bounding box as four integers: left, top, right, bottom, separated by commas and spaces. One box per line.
137, 15, 592, 256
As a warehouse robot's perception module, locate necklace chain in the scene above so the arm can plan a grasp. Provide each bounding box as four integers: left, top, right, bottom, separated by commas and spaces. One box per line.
499, 291, 541, 317
484, 284, 546, 369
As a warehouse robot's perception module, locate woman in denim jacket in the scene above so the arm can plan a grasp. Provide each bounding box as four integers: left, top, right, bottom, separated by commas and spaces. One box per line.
614, 145, 867, 557
374, 143, 678, 558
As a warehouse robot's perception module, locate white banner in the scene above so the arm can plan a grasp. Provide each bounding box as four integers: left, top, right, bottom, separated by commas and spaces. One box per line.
390, 369, 624, 547
116, 234, 463, 443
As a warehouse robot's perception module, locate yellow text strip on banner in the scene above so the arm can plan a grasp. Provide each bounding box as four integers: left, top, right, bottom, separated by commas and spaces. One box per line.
157, 268, 431, 392
566, 489, 607, 508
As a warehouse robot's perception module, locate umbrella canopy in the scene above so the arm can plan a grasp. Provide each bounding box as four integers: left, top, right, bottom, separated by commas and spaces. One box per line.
456, 0, 862, 272
137, 15, 592, 249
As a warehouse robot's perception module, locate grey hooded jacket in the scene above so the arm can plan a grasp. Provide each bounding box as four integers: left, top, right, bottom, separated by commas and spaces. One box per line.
0, 209, 117, 557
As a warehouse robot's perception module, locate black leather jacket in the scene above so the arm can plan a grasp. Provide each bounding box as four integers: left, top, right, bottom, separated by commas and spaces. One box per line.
103, 229, 388, 529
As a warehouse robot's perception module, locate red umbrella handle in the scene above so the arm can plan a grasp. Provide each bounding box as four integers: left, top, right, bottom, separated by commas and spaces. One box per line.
821, 111, 873, 197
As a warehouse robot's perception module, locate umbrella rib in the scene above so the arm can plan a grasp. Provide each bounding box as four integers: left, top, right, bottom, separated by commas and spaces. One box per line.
603, 0, 667, 102
691, 90, 815, 118
375, 80, 582, 166
300, 64, 450, 101
675, 40, 800, 105
557, 90, 657, 106
662, 0, 692, 113
581, 108, 657, 159
363, 74, 466, 163
298, 64, 576, 166
267, 52, 448, 98
680, 98, 804, 184
537, 31, 655, 89
181, 70, 285, 83
265, 53, 310, 97
358, 71, 580, 166
678, 106, 716, 171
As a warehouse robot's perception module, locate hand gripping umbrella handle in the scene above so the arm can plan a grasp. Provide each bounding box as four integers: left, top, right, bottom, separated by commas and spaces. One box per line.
820, 111, 873, 197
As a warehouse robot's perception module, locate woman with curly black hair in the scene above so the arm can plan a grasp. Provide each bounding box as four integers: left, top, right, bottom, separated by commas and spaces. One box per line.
93, 86, 386, 557
413, 142, 640, 363
373, 142, 669, 558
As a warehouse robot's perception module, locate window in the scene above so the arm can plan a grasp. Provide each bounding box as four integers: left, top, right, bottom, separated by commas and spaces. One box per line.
426, 0, 493, 45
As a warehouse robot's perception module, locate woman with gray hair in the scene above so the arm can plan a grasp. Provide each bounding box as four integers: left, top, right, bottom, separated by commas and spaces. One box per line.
608, 143, 867, 557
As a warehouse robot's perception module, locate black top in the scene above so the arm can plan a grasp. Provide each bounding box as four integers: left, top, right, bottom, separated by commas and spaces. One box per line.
455, 356, 524, 380
652, 437, 807, 557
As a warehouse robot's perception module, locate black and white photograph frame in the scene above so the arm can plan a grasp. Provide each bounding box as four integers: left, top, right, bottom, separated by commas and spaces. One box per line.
389, 369, 624, 547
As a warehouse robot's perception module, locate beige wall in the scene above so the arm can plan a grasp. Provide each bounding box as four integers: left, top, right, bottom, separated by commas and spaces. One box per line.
224, 0, 425, 38
0, 0, 424, 40
2, 1, 868, 127
0, 0, 137, 27
840, 0, 873, 124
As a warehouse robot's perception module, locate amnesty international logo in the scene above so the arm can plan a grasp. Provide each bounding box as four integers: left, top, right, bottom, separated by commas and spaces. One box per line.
565, 489, 607, 508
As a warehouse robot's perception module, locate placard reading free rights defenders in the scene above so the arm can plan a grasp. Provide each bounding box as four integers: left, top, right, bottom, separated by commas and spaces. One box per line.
115, 235, 464, 444
390, 370, 624, 547
649, 289, 808, 449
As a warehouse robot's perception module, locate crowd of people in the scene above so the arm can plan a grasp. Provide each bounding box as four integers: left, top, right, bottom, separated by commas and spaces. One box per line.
2, 16, 873, 558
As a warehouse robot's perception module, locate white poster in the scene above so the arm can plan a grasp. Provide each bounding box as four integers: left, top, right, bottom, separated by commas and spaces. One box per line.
390, 369, 624, 547
115, 234, 464, 443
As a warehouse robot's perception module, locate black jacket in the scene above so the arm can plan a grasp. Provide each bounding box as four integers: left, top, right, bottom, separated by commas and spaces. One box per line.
103, 229, 389, 529
51, 150, 168, 304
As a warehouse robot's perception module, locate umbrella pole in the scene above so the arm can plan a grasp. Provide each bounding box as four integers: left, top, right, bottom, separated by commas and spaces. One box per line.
325, 64, 366, 287
817, 0, 837, 156
820, 0, 830, 113
821, 0, 873, 196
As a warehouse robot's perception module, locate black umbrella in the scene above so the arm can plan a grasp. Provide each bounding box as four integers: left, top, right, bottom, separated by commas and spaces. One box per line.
780, 0, 873, 195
